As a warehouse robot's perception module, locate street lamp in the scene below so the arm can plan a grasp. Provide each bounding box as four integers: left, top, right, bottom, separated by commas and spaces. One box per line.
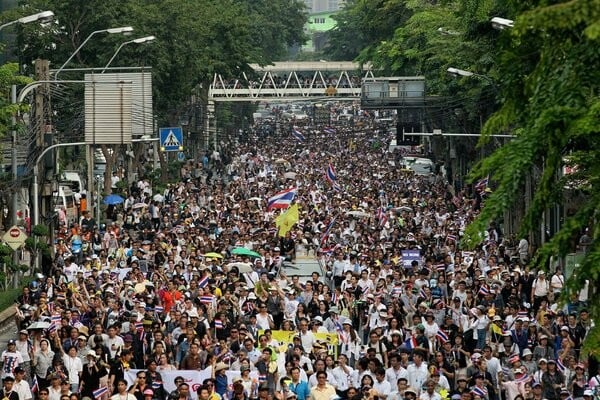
491, 17, 514, 30
101, 35, 156, 72
54, 26, 134, 79
447, 67, 496, 86
0, 10, 54, 31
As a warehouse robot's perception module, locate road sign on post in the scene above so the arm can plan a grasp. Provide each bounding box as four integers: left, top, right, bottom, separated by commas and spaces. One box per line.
2, 225, 28, 250
159, 127, 184, 152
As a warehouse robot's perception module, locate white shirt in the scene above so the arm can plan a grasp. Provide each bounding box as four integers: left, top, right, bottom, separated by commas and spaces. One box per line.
373, 379, 392, 398
14, 379, 32, 400
298, 330, 315, 353
62, 354, 82, 384
385, 366, 408, 386
332, 365, 354, 391
407, 362, 429, 395
106, 336, 125, 359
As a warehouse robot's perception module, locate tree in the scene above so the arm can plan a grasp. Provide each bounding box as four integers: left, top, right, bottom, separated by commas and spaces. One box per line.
463, 0, 600, 354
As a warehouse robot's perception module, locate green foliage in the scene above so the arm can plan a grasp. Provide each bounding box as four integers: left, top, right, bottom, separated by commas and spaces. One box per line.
17, 0, 307, 125
465, 0, 600, 354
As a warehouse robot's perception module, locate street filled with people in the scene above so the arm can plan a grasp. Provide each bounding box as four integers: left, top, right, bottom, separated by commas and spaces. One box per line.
3, 110, 597, 400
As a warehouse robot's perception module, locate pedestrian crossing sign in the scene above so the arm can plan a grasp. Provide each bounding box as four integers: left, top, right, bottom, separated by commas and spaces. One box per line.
159, 127, 184, 152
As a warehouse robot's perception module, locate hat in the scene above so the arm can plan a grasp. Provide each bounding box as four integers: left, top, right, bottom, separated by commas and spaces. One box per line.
522, 349, 533, 357
547, 359, 557, 365
404, 388, 417, 396
123, 334, 134, 343
143, 389, 154, 397
313, 316, 323, 324
329, 306, 339, 314
532, 382, 542, 388
214, 362, 229, 372
285, 392, 298, 400
456, 376, 468, 382
7, 340, 15, 345
19, 329, 28, 335
188, 310, 199, 318
389, 330, 402, 336
538, 270, 545, 275
78, 335, 87, 341
538, 358, 548, 364
493, 315, 502, 322
86, 350, 99, 358
539, 334, 548, 340
561, 325, 570, 331
583, 390, 594, 396
452, 395, 462, 400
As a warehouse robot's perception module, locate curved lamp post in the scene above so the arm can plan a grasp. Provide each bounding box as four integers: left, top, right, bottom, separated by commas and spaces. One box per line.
0, 10, 54, 31
101, 35, 156, 72
54, 26, 134, 79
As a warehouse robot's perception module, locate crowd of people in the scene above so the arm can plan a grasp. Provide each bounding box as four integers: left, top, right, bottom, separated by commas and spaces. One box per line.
3, 115, 598, 400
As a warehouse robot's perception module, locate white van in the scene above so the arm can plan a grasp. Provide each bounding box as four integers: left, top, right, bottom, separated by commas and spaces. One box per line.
54, 186, 78, 224
60, 171, 85, 194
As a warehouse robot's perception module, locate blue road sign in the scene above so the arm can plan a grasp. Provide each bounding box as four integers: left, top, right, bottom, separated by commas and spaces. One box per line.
159, 127, 183, 152
177, 151, 185, 162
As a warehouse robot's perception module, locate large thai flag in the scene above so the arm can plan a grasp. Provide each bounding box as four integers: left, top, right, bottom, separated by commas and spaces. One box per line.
292, 128, 305, 142
198, 275, 210, 288
324, 127, 336, 134
267, 187, 297, 210
436, 329, 449, 343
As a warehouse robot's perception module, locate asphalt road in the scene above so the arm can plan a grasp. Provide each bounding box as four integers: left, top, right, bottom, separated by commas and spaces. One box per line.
0, 317, 19, 350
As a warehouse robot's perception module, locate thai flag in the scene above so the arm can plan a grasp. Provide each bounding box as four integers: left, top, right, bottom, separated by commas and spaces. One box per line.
198, 275, 210, 288
556, 358, 565, 372
334, 320, 343, 334
292, 128, 305, 142
320, 217, 336, 246
447, 234, 457, 243
325, 163, 337, 184
376, 207, 387, 226
31, 376, 38, 393
139, 330, 146, 342
245, 302, 255, 313
331, 291, 338, 304
214, 320, 223, 329
200, 295, 215, 304
517, 310, 529, 318
472, 386, 487, 397
152, 381, 163, 390
419, 287, 427, 298
478, 285, 491, 296
436, 264, 446, 272
392, 286, 403, 296
436, 329, 449, 343
258, 374, 267, 382
135, 322, 144, 332
403, 336, 418, 350
93, 387, 109, 399
154, 306, 164, 314
515, 374, 530, 383
48, 324, 57, 333
324, 127, 336, 134
507, 353, 520, 364
267, 187, 297, 210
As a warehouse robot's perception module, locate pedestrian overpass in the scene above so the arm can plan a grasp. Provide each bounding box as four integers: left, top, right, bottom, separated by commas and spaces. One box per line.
208, 61, 373, 102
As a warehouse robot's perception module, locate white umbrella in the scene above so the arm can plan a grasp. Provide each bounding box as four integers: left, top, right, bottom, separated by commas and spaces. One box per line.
153, 194, 164, 202
284, 172, 297, 179
227, 262, 254, 273
248, 197, 263, 202
27, 321, 50, 330
346, 211, 371, 218
132, 203, 147, 209
395, 206, 413, 212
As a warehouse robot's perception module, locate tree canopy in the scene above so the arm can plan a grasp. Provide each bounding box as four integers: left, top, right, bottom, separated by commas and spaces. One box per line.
16, 0, 307, 125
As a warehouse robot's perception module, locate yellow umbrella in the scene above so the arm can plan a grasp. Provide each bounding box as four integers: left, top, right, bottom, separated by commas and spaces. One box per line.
203, 252, 223, 259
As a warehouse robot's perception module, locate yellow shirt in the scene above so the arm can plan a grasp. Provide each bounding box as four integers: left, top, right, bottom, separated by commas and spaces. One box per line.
310, 384, 336, 400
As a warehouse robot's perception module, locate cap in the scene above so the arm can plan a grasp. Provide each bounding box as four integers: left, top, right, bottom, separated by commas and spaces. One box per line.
583, 390, 594, 396
522, 349, 533, 357
7, 340, 15, 345
532, 382, 542, 388
404, 388, 417, 395
86, 350, 99, 358
493, 315, 502, 322
285, 392, 298, 400
143, 389, 154, 397
538, 358, 548, 364
19, 329, 28, 335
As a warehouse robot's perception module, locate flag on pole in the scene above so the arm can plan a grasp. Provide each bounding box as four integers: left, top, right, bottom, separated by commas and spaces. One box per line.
200, 295, 215, 304
214, 320, 223, 329
275, 204, 299, 237
267, 188, 297, 210
478, 285, 491, 296
154, 306, 164, 314
31, 376, 38, 393
325, 163, 337, 184
292, 128, 305, 142
320, 217, 337, 246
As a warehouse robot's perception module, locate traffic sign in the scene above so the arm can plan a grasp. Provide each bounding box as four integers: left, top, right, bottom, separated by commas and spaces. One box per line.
159, 127, 184, 152
177, 151, 185, 162
2, 225, 28, 251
